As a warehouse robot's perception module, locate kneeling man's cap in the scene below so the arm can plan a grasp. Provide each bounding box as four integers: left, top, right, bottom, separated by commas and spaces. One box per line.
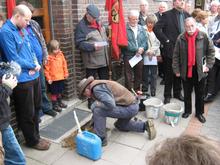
86, 4, 100, 19
78, 76, 94, 97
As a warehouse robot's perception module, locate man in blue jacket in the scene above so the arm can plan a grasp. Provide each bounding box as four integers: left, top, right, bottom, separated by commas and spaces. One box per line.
0, 5, 50, 150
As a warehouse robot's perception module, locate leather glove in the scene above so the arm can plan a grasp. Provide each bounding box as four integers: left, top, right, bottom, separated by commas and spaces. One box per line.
2, 74, 18, 89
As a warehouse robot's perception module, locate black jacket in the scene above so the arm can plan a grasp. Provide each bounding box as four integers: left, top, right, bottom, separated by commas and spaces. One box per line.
153, 8, 190, 58
0, 84, 12, 130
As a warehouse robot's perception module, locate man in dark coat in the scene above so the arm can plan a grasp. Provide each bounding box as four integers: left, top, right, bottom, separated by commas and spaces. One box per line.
154, 0, 190, 104
172, 17, 215, 123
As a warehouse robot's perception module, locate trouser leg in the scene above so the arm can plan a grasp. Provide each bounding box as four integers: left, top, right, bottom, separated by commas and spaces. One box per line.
2, 125, 26, 165
40, 67, 52, 113
182, 78, 193, 114
13, 79, 41, 146
92, 103, 144, 138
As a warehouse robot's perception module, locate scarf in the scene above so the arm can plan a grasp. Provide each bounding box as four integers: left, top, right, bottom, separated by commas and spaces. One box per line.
89, 20, 101, 31
185, 29, 198, 78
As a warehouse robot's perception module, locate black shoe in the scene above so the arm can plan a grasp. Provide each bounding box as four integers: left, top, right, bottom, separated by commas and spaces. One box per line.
160, 79, 165, 85
57, 98, 67, 108
204, 93, 215, 103
182, 112, 191, 118
58, 102, 67, 108
44, 110, 57, 117
174, 94, 184, 101
100, 137, 108, 146
164, 97, 170, 104
196, 114, 206, 123
52, 101, 62, 112
151, 91, 156, 97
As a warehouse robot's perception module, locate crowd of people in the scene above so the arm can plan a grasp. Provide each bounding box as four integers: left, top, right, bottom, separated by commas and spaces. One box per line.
0, 0, 220, 164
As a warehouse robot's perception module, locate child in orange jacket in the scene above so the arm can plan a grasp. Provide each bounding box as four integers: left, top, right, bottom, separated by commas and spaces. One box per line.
44, 40, 69, 112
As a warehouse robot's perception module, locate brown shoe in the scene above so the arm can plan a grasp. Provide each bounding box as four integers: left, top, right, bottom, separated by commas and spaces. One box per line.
39, 138, 51, 146
32, 140, 50, 150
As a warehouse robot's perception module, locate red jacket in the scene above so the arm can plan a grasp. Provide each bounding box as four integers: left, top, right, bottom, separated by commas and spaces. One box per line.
44, 51, 69, 81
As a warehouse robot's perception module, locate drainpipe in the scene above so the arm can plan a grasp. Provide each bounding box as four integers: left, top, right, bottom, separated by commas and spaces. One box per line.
48, 0, 55, 39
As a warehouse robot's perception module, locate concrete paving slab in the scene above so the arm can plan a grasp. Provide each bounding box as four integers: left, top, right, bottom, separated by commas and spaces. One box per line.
22, 143, 68, 165
101, 142, 140, 165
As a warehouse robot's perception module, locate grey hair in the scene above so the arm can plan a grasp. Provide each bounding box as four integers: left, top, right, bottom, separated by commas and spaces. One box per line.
128, 9, 139, 17
184, 17, 196, 24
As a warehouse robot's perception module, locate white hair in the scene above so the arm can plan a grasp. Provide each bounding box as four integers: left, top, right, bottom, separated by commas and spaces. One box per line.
140, 0, 149, 6
159, 2, 168, 10
128, 9, 139, 17
211, 0, 219, 6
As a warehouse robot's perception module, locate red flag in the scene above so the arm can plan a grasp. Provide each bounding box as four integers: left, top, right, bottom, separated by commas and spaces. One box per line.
7, 0, 16, 18
105, 0, 128, 60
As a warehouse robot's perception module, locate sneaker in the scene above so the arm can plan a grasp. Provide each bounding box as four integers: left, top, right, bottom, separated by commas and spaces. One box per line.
145, 119, 156, 140
44, 110, 57, 117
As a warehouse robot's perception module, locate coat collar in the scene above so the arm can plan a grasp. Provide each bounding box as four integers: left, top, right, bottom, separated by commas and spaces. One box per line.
180, 31, 205, 41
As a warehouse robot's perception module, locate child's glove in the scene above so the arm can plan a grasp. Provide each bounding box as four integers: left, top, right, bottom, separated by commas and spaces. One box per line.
2, 74, 18, 89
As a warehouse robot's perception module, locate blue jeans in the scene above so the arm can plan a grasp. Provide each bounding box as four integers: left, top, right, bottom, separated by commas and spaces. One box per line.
92, 103, 144, 139
40, 67, 52, 113
2, 125, 26, 165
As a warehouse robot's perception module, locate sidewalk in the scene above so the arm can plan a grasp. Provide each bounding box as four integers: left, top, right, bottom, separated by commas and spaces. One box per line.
21, 78, 220, 165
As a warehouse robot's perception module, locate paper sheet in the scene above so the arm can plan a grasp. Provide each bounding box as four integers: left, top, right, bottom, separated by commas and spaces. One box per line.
129, 55, 143, 68
94, 41, 108, 47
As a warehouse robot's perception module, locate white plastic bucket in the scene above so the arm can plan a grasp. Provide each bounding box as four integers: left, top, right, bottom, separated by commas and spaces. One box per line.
143, 98, 163, 119
161, 103, 183, 127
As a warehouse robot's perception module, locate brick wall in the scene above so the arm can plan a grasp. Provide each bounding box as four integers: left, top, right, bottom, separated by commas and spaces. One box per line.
0, 0, 196, 142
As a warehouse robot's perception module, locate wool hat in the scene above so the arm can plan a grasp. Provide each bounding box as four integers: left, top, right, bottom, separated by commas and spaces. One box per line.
86, 4, 100, 19
78, 76, 94, 97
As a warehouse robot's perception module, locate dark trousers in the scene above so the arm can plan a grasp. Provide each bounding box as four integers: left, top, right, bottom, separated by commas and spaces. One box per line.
142, 65, 157, 93
206, 58, 220, 95
164, 57, 181, 98
86, 66, 109, 80
39, 67, 52, 113
13, 78, 41, 146
124, 57, 143, 91
182, 68, 205, 115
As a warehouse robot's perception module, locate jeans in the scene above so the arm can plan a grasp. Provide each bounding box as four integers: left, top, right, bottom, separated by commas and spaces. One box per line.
40, 67, 52, 113
2, 125, 26, 165
92, 103, 144, 139
142, 65, 157, 93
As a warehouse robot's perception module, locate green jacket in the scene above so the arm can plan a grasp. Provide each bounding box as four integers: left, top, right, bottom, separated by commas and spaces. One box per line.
121, 24, 148, 59
172, 31, 215, 81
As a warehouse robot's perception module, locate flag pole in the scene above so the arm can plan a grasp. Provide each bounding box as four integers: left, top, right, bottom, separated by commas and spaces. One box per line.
108, 25, 112, 80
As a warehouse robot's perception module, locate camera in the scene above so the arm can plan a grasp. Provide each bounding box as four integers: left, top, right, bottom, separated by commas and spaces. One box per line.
0, 61, 21, 79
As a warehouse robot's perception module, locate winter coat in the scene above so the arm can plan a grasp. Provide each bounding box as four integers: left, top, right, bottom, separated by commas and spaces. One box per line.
121, 24, 148, 59
74, 16, 109, 69
172, 31, 215, 81
44, 51, 69, 81
0, 84, 12, 131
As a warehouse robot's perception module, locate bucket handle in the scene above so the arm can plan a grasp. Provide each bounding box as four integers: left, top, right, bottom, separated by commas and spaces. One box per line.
83, 131, 98, 140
